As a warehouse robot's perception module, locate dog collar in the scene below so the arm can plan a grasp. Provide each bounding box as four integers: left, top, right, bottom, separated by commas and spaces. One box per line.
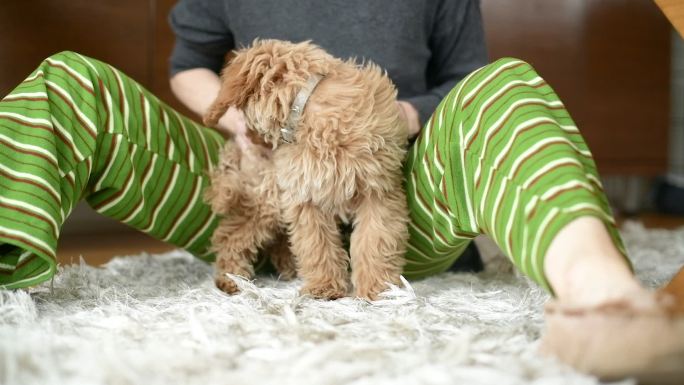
280, 74, 324, 144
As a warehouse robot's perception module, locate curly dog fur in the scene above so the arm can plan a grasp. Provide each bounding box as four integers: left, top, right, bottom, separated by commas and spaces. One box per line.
204, 40, 409, 300
203, 141, 296, 294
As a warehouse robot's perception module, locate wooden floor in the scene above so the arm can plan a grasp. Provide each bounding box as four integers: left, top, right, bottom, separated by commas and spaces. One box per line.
56, 213, 684, 267
57, 231, 176, 266
617, 212, 684, 229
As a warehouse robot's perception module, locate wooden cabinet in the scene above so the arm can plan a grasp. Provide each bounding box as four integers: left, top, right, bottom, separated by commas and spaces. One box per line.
0, 0, 672, 175
481, 0, 671, 175
0, 0, 188, 115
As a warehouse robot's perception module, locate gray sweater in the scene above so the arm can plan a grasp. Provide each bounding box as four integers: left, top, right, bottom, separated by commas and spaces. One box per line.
169, 0, 488, 124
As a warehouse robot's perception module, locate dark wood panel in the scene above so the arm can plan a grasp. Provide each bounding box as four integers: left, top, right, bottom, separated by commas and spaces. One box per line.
0, 0, 151, 97
583, 0, 670, 173
481, 0, 671, 175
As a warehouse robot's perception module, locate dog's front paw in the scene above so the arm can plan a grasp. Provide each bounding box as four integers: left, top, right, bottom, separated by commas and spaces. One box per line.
354, 274, 400, 301
215, 274, 240, 294
301, 281, 348, 300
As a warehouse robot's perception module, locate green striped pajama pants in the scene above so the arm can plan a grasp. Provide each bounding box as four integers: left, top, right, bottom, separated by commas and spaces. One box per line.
0, 51, 626, 291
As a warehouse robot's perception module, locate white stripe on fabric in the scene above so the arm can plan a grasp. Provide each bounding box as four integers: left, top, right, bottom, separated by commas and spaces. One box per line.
407, 242, 439, 262
0, 264, 55, 289
173, 111, 196, 173
530, 207, 559, 285
481, 135, 566, 219
50, 117, 87, 162
183, 213, 216, 250
0, 225, 54, 257
17, 250, 33, 264
463, 77, 545, 150
93, 134, 123, 191
487, 178, 508, 248
524, 195, 540, 218
522, 157, 582, 190
462, 59, 525, 106
74, 53, 100, 75
45, 58, 94, 91
586, 173, 604, 189
142, 164, 180, 233
45, 80, 97, 138
161, 178, 202, 242
101, 80, 115, 134
0, 133, 58, 165
62, 170, 77, 220
451, 78, 479, 234
507, 138, 579, 184
136, 84, 152, 147
503, 185, 523, 258
112, 69, 131, 137
0, 163, 59, 200
473, 106, 562, 184
0, 112, 52, 128
408, 220, 436, 247
23, 70, 45, 83
2, 92, 48, 100
121, 152, 159, 224
162, 110, 175, 160
410, 172, 433, 221
96, 167, 135, 214
189, 120, 212, 168
540, 180, 595, 201
433, 204, 457, 245
0, 262, 14, 270
0, 196, 59, 236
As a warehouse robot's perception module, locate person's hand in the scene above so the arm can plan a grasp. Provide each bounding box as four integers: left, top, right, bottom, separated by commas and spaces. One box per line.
397, 101, 421, 138
215, 107, 273, 160
216, 106, 254, 153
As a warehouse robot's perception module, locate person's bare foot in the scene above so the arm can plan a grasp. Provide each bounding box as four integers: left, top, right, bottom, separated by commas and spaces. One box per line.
541, 216, 684, 383
541, 289, 684, 383
544, 216, 644, 307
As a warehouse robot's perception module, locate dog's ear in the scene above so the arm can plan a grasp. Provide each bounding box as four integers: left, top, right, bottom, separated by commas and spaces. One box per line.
203, 52, 262, 127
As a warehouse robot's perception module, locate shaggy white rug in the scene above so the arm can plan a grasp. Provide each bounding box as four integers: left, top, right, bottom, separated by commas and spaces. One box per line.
1, 222, 683, 385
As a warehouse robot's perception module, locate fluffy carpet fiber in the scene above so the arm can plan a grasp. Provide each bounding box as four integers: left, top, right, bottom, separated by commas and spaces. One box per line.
1, 222, 683, 385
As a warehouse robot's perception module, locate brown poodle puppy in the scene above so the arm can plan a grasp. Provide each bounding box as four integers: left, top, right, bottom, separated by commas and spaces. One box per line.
204, 40, 409, 300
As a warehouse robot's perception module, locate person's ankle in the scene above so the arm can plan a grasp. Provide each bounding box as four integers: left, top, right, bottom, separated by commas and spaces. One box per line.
550, 255, 645, 307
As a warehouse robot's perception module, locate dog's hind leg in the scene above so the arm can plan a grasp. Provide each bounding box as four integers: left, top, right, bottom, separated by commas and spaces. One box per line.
212, 216, 261, 294
350, 188, 409, 300
211, 207, 279, 294
266, 232, 297, 280
214, 249, 258, 294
